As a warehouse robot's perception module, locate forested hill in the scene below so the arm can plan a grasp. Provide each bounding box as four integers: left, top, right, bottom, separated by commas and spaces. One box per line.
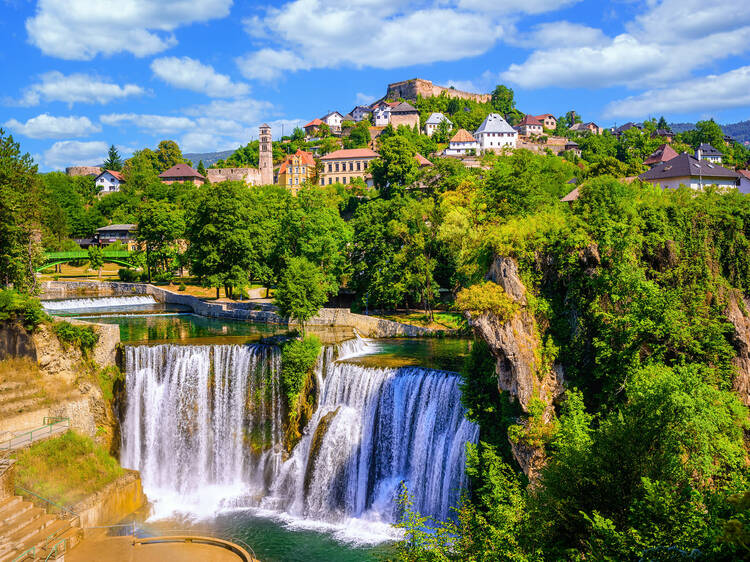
183, 149, 235, 167
670, 120, 750, 143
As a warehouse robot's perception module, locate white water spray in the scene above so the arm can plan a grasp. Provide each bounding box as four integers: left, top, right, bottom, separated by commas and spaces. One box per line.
43, 296, 157, 310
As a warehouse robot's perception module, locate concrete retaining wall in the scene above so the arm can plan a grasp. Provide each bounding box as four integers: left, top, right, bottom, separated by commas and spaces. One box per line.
0, 462, 14, 501
40, 281, 436, 338
74, 470, 146, 529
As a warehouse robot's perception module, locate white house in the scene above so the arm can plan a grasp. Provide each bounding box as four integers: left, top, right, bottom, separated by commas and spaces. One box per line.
696, 143, 723, 164
638, 152, 740, 191
444, 129, 479, 155
518, 114, 543, 137
321, 111, 344, 133
474, 113, 517, 152
95, 169, 124, 194
350, 106, 371, 122
371, 101, 397, 127
424, 112, 452, 137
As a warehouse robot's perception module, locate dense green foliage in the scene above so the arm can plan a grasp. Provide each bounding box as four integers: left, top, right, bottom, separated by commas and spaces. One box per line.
280, 335, 322, 403
0, 289, 48, 331
52, 321, 99, 353
274, 257, 330, 332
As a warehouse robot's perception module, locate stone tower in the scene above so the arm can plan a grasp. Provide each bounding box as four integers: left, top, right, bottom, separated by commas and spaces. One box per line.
259, 123, 273, 185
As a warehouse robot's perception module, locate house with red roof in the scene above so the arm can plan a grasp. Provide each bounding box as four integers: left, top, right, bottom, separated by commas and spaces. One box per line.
320, 148, 379, 187
518, 115, 544, 136
278, 149, 316, 193
158, 163, 206, 185
644, 144, 679, 167
303, 118, 324, 136
95, 169, 124, 194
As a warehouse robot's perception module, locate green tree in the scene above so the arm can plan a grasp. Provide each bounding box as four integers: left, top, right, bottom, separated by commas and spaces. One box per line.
657, 116, 669, 130
87, 245, 104, 279
196, 160, 206, 178
491, 84, 516, 114
155, 140, 188, 172
185, 182, 254, 299
102, 145, 123, 171
0, 129, 43, 291
369, 136, 418, 197
344, 121, 370, 149
274, 256, 329, 335
290, 127, 305, 142
136, 199, 185, 281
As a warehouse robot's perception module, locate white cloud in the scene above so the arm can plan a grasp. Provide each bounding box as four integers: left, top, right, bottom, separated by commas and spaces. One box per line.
184, 98, 274, 123
17, 72, 145, 106
458, 0, 581, 14
501, 0, 750, 89
100, 113, 196, 134
151, 57, 249, 98
605, 65, 750, 118
43, 140, 108, 170
508, 21, 608, 49
237, 2, 506, 81
4, 114, 101, 139
355, 92, 376, 106
26, 0, 233, 60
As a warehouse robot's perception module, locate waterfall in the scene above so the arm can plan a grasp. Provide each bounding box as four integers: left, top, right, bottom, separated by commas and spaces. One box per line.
43, 295, 157, 310
121, 337, 478, 530
121, 344, 283, 517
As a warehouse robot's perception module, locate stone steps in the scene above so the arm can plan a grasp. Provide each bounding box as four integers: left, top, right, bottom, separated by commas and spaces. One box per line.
0, 396, 45, 418
0, 496, 81, 562
0, 387, 41, 404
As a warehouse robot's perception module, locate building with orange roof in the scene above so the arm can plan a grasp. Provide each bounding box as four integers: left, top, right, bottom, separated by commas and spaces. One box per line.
644, 144, 678, 167
444, 129, 478, 155
277, 149, 316, 194
534, 114, 557, 130
303, 118, 324, 136
319, 148, 379, 187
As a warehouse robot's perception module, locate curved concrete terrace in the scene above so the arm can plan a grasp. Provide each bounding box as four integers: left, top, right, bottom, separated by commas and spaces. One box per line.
66, 535, 257, 562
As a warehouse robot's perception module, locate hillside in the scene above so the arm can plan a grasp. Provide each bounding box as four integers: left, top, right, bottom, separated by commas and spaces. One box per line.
183, 149, 236, 167
670, 120, 750, 143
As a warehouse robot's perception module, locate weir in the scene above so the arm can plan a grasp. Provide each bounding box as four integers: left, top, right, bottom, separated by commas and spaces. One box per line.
119, 336, 478, 530
42, 296, 158, 311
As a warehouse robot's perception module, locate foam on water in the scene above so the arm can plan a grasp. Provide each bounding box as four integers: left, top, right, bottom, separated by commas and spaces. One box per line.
42, 296, 157, 310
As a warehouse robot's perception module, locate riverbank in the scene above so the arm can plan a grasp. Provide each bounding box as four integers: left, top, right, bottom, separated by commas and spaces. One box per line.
39, 281, 448, 338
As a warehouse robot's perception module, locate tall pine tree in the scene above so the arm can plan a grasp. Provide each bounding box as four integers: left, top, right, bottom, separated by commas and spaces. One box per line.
102, 144, 123, 171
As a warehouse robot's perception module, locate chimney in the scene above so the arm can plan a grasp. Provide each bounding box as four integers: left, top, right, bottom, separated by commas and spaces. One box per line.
696, 147, 702, 161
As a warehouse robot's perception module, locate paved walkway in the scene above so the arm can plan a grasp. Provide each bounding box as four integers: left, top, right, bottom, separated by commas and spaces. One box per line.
66, 536, 247, 562
0, 422, 69, 452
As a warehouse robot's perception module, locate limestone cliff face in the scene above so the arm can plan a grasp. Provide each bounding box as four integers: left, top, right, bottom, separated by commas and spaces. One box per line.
467, 256, 565, 478
725, 290, 750, 407
470, 257, 565, 416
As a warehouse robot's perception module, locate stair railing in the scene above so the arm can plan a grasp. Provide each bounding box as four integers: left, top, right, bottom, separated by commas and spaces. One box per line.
0, 418, 70, 451
14, 486, 80, 526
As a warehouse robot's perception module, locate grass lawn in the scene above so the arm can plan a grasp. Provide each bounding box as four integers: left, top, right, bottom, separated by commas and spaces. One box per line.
13, 431, 124, 506
374, 310, 468, 331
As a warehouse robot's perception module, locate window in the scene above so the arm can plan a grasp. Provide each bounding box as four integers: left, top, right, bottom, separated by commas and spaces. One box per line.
349, 162, 353, 171
335, 163, 339, 172
295, 178, 299, 185
342, 177, 347, 184
327, 163, 332, 172
357, 161, 361, 171
288, 178, 292, 185
328, 178, 332, 185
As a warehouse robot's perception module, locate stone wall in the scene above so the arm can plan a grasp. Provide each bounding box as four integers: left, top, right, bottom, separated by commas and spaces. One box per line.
206, 167, 262, 186
66, 166, 102, 177
0, 462, 15, 501
74, 470, 146, 530
40, 281, 437, 338
386, 78, 491, 103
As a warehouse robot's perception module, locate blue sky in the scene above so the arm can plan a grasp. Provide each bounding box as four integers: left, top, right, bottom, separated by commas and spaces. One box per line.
2, 0, 749, 171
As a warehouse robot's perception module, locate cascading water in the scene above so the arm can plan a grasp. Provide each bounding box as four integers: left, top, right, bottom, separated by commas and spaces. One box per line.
120, 335, 478, 536
43, 295, 157, 310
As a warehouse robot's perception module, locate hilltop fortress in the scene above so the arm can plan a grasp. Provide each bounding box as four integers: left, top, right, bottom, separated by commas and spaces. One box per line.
385, 78, 491, 104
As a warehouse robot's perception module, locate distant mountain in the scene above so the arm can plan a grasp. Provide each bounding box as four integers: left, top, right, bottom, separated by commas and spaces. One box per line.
183, 149, 236, 167
669, 120, 750, 143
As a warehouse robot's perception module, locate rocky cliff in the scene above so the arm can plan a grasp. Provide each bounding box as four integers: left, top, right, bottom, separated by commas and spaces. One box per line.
467, 256, 565, 478
725, 289, 750, 407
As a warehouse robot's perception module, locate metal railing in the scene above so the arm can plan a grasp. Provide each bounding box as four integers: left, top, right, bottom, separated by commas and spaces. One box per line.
0, 418, 70, 452
11, 547, 35, 562
15, 486, 80, 524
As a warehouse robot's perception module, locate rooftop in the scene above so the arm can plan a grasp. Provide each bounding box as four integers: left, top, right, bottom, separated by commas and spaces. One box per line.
450, 129, 477, 143
158, 163, 205, 180
639, 152, 739, 181
279, 149, 316, 172
97, 224, 136, 232
519, 115, 543, 126
98, 169, 124, 181
390, 101, 418, 114
320, 148, 379, 160
475, 113, 516, 135
425, 112, 451, 125
697, 143, 724, 157
644, 144, 679, 166
304, 118, 323, 128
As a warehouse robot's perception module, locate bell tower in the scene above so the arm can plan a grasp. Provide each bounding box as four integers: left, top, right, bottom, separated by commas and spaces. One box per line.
259, 123, 273, 185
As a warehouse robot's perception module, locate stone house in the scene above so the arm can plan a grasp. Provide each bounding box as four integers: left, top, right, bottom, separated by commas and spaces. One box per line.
277, 149, 316, 194
424, 113, 452, 137
518, 115, 544, 137
389, 102, 420, 129
205, 167, 261, 186
319, 148, 379, 187
474, 113, 518, 152
444, 129, 478, 155
158, 163, 206, 185
95, 170, 124, 194
570, 122, 603, 135
638, 152, 739, 190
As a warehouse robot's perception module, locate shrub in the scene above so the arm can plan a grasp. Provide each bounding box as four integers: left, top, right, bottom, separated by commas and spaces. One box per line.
153, 271, 174, 284
52, 321, 99, 353
96, 366, 123, 401
0, 290, 49, 331
117, 268, 140, 282
178, 283, 187, 291
280, 335, 321, 403
455, 281, 519, 321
